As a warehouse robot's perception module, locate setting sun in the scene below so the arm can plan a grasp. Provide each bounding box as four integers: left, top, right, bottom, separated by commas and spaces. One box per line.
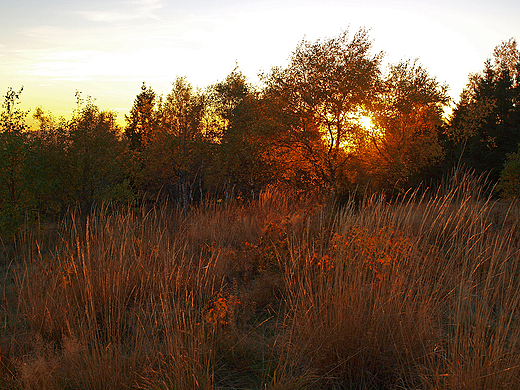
358, 114, 384, 140
359, 115, 374, 130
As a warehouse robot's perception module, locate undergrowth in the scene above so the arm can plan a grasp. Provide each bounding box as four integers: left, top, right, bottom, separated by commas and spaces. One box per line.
1, 173, 519, 389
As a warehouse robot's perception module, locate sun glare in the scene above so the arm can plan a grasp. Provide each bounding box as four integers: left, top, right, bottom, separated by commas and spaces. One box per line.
338, 113, 383, 152
359, 115, 374, 130
358, 114, 383, 139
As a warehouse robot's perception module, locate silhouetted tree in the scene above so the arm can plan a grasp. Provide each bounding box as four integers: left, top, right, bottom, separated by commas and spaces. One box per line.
0, 87, 30, 237
0, 87, 28, 134
150, 77, 209, 206
124, 83, 163, 202
124, 78, 214, 206
209, 69, 282, 199
66, 97, 130, 213
30, 107, 70, 216
447, 38, 520, 182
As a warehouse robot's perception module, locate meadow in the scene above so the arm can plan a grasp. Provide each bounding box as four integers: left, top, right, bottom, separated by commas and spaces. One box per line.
1, 171, 519, 389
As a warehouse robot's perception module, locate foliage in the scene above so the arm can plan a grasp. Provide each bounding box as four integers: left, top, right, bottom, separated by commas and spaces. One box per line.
124, 82, 160, 150
0, 87, 31, 239
159, 77, 209, 206
126, 78, 211, 206
447, 38, 520, 182
66, 97, 132, 213
209, 69, 281, 199
367, 59, 449, 191
4, 30, 520, 388
263, 28, 384, 196
3, 32, 520, 246
27, 108, 69, 216
497, 144, 520, 198
0, 87, 136, 242
0, 87, 28, 134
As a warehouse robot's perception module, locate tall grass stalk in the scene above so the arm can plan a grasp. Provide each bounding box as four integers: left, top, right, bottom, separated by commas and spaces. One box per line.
280, 171, 520, 388
1, 175, 519, 389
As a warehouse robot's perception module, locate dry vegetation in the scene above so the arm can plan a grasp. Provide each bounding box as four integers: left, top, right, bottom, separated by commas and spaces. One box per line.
1, 172, 520, 389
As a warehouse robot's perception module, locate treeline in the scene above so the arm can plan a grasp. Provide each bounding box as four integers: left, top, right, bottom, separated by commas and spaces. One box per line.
1, 29, 519, 239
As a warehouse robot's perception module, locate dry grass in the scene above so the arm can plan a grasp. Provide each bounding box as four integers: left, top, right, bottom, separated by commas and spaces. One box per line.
1, 174, 519, 389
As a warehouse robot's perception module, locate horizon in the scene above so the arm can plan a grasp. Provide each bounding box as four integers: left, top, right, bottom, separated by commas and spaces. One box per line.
2, 0, 519, 127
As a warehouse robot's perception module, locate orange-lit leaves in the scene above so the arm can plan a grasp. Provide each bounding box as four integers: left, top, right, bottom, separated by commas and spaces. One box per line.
329, 225, 411, 288
205, 292, 241, 327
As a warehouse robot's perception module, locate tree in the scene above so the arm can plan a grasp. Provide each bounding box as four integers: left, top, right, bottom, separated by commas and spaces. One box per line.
125, 82, 160, 150
149, 77, 209, 206
208, 69, 284, 199
0, 87, 28, 134
0, 87, 30, 238
447, 38, 520, 181
0, 87, 29, 202
368, 60, 449, 190
124, 78, 213, 206
263, 28, 383, 196
66, 97, 130, 213
29, 108, 70, 216
492, 37, 520, 86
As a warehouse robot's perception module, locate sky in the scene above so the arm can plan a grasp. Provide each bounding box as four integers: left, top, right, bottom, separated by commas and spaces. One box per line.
1, 0, 519, 126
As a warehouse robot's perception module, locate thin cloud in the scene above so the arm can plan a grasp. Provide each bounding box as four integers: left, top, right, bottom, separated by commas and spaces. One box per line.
17, 48, 179, 82
22, 26, 70, 40
19, 50, 117, 80
78, 0, 163, 22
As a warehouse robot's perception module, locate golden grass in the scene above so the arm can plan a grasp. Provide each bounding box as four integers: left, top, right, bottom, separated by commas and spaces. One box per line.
1, 174, 519, 389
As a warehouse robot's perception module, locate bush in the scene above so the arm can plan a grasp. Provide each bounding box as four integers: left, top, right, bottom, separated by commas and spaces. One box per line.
498, 146, 520, 199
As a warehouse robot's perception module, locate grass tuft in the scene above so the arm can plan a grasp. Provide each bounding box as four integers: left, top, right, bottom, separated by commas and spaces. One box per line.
1, 176, 519, 388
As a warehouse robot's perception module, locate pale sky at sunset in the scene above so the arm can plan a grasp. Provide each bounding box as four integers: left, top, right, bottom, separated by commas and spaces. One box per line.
1, 0, 519, 126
